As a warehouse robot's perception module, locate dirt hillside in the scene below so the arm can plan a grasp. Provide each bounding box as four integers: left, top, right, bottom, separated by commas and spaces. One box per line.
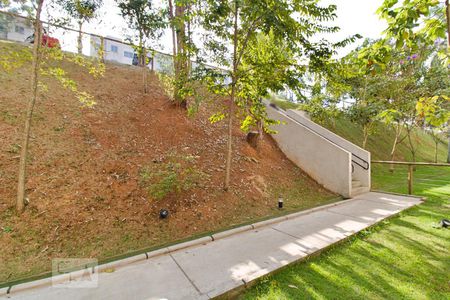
0, 42, 336, 282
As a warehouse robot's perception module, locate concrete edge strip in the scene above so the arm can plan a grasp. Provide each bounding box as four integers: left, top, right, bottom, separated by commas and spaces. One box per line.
5, 198, 365, 295
213, 199, 423, 299
369, 190, 426, 200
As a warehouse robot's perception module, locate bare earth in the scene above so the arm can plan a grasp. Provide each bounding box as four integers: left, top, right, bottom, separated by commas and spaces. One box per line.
0, 48, 335, 282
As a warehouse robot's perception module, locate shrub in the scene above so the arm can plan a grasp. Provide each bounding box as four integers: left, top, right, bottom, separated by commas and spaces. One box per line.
139, 154, 207, 200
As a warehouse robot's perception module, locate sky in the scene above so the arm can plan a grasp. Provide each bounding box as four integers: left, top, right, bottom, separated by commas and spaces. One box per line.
320, 0, 387, 55
40, 0, 388, 57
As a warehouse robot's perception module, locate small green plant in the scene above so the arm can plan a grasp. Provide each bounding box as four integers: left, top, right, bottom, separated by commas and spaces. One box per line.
157, 73, 175, 101
139, 154, 207, 200
7, 143, 21, 154
0, 111, 17, 125
2, 226, 13, 233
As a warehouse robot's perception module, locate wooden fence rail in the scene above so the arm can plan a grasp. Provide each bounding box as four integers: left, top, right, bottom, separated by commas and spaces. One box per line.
371, 161, 450, 195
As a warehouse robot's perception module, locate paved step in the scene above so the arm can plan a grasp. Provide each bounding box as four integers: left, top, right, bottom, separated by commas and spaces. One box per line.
351, 186, 370, 197
0, 192, 422, 300
352, 180, 362, 188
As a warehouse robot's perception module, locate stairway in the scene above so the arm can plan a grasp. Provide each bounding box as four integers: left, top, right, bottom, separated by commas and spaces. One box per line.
351, 179, 370, 198
266, 103, 371, 199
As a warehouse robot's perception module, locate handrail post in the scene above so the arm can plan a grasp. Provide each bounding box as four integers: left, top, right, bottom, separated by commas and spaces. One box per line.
408, 164, 413, 195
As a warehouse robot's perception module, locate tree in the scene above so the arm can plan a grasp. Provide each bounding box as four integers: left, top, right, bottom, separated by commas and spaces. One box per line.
376, 46, 429, 167
61, 0, 103, 54
200, 0, 344, 190
238, 30, 303, 143
1, 0, 104, 212
167, 0, 193, 107
16, 0, 45, 213
417, 95, 450, 162
338, 45, 388, 149
378, 0, 450, 162
117, 0, 165, 93
347, 101, 384, 149
378, 0, 448, 49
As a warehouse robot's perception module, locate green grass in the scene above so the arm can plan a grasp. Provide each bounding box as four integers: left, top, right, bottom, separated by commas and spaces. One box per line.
239, 167, 450, 299
328, 117, 448, 162
266, 98, 448, 163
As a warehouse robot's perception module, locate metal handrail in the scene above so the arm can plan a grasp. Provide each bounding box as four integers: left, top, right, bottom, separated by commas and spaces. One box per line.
371, 161, 450, 194
270, 103, 371, 171
352, 154, 370, 170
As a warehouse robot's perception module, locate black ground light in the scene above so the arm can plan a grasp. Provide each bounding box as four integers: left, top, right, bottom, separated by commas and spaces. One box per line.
440, 219, 449, 228
278, 196, 284, 209
159, 209, 169, 219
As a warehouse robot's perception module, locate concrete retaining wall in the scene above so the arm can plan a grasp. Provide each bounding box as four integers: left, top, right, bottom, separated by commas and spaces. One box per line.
286, 110, 371, 189
266, 105, 352, 198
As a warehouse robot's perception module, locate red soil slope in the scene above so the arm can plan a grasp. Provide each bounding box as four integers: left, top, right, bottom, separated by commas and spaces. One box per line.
0, 49, 335, 282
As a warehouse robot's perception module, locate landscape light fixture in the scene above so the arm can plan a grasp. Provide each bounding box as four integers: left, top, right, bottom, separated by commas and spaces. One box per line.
278, 196, 284, 209
159, 209, 169, 219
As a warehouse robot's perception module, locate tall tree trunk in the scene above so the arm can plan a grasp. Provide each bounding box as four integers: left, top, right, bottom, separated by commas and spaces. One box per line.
445, 0, 450, 48
17, 0, 44, 213
142, 47, 148, 94
389, 123, 402, 172
99, 36, 105, 63
446, 1, 450, 163
77, 21, 83, 54
224, 1, 239, 191
175, 3, 187, 108
447, 128, 450, 163
257, 119, 263, 140
168, 0, 177, 69
138, 34, 147, 94
406, 126, 417, 170
186, 2, 192, 73
168, 0, 180, 102
362, 125, 369, 149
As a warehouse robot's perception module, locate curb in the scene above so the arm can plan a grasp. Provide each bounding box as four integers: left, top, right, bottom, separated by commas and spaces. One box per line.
96, 253, 149, 274
251, 215, 288, 229
167, 236, 213, 253
2, 198, 353, 296
370, 190, 426, 200
211, 225, 254, 241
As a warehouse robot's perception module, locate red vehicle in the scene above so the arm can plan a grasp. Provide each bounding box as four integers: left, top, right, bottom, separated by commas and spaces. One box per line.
25, 30, 61, 48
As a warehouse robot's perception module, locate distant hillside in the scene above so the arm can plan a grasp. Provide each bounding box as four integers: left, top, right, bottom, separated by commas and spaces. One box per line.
329, 117, 448, 162
270, 99, 448, 163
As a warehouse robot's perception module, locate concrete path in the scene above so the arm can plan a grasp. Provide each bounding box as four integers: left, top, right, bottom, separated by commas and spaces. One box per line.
0, 192, 422, 300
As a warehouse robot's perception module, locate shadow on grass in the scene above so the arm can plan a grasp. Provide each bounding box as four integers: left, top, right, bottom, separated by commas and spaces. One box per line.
240, 201, 450, 299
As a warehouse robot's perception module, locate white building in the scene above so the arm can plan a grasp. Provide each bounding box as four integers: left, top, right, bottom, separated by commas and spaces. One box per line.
90, 35, 136, 65
0, 14, 34, 42
89, 35, 175, 73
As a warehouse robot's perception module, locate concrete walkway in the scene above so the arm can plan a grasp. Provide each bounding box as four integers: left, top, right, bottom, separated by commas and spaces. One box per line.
1, 192, 422, 300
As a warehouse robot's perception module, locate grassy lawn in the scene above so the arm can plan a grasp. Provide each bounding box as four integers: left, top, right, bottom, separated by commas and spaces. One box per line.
239, 166, 450, 300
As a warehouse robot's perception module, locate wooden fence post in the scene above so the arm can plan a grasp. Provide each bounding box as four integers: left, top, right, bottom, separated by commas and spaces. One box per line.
408, 164, 413, 195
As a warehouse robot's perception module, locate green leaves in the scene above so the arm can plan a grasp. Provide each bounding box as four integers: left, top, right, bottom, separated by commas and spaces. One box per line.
116, 0, 166, 42
416, 95, 450, 127
42, 67, 97, 107
378, 108, 402, 125
209, 112, 226, 124
378, 0, 447, 50
139, 153, 207, 200
200, 0, 343, 134
61, 0, 103, 23
0, 42, 33, 73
